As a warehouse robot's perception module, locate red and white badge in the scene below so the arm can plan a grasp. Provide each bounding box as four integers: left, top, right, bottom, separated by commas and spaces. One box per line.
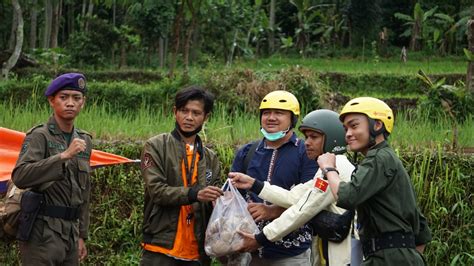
141, 153, 154, 169
314, 177, 328, 192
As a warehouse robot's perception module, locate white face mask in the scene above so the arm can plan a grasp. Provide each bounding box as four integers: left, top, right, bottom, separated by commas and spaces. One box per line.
260, 127, 289, 141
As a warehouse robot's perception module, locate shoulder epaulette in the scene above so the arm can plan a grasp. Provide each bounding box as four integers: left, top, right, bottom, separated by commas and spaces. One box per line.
26, 124, 44, 135
76, 128, 92, 138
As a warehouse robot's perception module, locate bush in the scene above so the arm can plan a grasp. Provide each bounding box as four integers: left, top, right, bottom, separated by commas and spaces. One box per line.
202, 67, 328, 114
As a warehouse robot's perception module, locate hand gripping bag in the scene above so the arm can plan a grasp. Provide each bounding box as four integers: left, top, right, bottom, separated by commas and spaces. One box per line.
205, 179, 259, 258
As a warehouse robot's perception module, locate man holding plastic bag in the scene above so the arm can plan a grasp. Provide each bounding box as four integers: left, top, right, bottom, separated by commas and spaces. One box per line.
229, 91, 317, 265
140, 86, 223, 266
229, 109, 357, 266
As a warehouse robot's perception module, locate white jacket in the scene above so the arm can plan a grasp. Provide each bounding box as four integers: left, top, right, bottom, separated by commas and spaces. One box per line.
258, 155, 355, 265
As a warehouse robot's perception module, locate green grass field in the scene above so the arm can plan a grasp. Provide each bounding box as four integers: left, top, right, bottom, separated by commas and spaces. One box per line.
1, 101, 472, 149
225, 56, 467, 75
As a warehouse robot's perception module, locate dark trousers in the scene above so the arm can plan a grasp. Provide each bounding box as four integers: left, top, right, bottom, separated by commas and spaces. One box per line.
140, 250, 201, 266
19, 219, 79, 266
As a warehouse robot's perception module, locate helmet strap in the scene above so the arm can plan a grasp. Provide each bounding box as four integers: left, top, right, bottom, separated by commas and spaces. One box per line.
290, 114, 298, 129
367, 118, 385, 149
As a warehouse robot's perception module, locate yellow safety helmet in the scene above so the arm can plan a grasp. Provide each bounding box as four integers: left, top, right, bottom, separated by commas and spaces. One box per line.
259, 90, 300, 116
339, 97, 394, 133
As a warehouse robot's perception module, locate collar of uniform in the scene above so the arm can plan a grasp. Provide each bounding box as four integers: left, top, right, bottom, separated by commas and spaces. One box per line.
367, 140, 389, 156
46, 115, 79, 136
262, 131, 299, 149
47, 115, 64, 135
171, 128, 204, 157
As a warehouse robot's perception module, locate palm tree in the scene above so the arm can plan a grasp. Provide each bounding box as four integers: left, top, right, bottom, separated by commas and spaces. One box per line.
395, 2, 437, 51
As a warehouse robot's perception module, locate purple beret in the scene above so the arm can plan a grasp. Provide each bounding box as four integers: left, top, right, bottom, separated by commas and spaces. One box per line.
45, 73, 87, 96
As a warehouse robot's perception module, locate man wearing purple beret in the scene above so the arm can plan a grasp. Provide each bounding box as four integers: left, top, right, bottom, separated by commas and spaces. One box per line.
12, 73, 92, 265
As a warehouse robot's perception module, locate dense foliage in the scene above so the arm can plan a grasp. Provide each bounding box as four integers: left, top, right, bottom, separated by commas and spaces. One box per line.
1, 0, 472, 72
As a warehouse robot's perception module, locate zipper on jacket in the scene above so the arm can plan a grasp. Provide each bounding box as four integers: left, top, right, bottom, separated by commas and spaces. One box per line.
299, 191, 312, 211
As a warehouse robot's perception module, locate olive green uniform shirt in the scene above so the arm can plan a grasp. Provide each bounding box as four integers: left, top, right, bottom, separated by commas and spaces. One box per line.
337, 141, 431, 265
12, 115, 92, 242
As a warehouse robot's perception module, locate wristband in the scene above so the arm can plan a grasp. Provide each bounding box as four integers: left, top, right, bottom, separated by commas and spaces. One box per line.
322, 167, 339, 180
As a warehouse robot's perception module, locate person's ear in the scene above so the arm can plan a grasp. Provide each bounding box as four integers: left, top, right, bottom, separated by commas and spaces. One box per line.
374, 120, 384, 131
204, 112, 210, 122
80, 96, 86, 109
47, 96, 54, 107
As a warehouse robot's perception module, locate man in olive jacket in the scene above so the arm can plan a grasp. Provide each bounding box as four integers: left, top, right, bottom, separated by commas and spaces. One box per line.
318, 97, 431, 265
140, 86, 223, 266
12, 73, 92, 265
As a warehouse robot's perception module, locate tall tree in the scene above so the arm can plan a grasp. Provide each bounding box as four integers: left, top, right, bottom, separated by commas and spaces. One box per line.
8, 3, 18, 50
43, 0, 52, 48
268, 0, 276, 54
66, 1, 74, 41
168, 0, 185, 77
467, 17, 474, 93
183, 0, 202, 78
83, 0, 94, 32
29, 0, 38, 49
2, 0, 24, 79
50, 0, 61, 48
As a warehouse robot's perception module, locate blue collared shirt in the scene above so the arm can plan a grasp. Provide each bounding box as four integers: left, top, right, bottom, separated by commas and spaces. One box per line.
231, 132, 317, 259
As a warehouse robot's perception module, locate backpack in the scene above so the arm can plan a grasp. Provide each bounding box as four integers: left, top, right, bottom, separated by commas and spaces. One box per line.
0, 180, 52, 240
0, 180, 24, 239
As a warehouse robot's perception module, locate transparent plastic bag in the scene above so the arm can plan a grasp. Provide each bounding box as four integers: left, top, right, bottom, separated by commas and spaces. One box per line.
205, 179, 259, 257
227, 252, 252, 266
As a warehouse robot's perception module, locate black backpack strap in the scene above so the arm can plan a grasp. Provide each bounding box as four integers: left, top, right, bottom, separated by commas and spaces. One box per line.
242, 140, 260, 174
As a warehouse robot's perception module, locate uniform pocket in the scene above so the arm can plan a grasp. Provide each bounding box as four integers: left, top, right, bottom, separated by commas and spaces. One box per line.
77, 160, 91, 190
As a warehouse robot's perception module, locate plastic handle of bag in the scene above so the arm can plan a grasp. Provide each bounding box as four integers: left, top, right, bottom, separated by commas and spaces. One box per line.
221, 179, 230, 191
221, 178, 238, 192
223, 178, 249, 211
221, 178, 240, 192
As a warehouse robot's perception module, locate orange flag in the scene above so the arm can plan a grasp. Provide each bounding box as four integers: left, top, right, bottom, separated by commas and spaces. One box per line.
0, 127, 138, 193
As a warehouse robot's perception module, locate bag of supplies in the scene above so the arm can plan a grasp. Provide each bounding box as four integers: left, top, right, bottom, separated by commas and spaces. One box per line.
205, 179, 258, 257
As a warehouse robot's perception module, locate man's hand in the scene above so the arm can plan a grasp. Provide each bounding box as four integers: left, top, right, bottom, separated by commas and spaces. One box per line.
317, 152, 336, 169
197, 186, 224, 202
416, 244, 426, 254
248, 203, 284, 222
237, 231, 260, 253
228, 172, 255, 190
78, 238, 87, 262
61, 138, 86, 160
